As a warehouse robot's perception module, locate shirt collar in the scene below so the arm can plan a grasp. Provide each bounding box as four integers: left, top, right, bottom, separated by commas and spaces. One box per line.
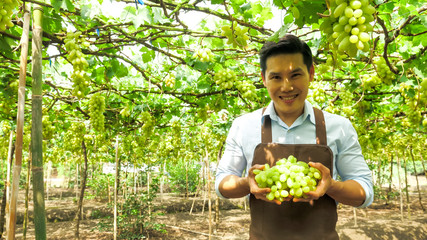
261, 101, 316, 127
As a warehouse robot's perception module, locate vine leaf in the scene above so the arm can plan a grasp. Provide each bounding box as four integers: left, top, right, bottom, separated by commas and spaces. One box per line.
267, 23, 291, 42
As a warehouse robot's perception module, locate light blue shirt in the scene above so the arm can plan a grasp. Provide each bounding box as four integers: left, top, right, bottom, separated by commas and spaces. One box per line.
215, 101, 374, 208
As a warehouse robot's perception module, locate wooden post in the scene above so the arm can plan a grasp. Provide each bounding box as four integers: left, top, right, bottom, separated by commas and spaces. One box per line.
31, 3, 47, 239
23, 144, 32, 240
3, 132, 14, 239
74, 141, 89, 239
397, 154, 404, 221
409, 147, 424, 211
8, 4, 31, 239
114, 137, 119, 240
205, 147, 212, 239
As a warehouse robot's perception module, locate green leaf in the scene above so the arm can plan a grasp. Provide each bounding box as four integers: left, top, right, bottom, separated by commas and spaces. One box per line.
193, 61, 209, 72
0, 37, 11, 52
133, 7, 153, 28
140, 47, 155, 63
51, 0, 63, 12
267, 23, 291, 42
64, 0, 75, 12
283, 14, 294, 24
413, 67, 425, 79
211, 0, 224, 4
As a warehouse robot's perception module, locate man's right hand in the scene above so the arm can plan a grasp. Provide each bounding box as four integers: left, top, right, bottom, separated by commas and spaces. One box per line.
248, 164, 283, 205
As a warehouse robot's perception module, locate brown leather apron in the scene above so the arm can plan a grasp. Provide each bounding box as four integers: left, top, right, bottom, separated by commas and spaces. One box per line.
249, 108, 339, 240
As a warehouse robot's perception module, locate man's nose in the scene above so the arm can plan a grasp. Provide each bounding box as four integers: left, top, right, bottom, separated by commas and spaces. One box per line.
280, 78, 293, 92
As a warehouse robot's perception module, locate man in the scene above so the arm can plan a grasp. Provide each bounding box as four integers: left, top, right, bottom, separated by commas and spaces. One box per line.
215, 34, 373, 240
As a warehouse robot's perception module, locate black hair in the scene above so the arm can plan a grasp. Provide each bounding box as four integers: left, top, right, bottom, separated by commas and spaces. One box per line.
259, 34, 313, 75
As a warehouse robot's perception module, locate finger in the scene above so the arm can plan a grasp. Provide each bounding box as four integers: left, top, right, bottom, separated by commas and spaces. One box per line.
309, 162, 330, 176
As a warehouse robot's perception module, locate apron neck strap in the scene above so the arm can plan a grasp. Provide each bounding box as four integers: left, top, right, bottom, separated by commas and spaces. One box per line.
261, 107, 327, 145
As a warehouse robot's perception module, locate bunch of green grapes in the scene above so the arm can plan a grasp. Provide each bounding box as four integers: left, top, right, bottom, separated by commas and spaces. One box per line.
193, 48, 214, 62
197, 105, 208, 122
339, 89, 354, 106
320, 0, 376, 57
214, 68, 236, 90
0, 121, 11, 135
253, 155, 322, 201
236, 80, 257, 101
398, 82, 411, 99
421, 78, 427, 104
361, 74, 381, 89
64, 31, 90, 98
221, 23, 249, 49
88, 93, 105, 132
0, 0, 19, 31
42, 116, 55, 140
373, 57, 395, 85
141, 111, 154, 137
165, 73, 175, 88
120, 105, 131, 117
310, 81, 327, 104
64, 122, 86, 153
326, 53, 346, 68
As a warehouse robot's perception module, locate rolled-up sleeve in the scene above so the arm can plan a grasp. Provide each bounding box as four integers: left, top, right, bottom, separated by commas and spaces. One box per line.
336, 119, 374, 208
215, 119, 248, 199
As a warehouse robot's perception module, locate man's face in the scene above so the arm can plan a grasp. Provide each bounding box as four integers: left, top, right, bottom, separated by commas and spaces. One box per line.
262, 53, 314, 125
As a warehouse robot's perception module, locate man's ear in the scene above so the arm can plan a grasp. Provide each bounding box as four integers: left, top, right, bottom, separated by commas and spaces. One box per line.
261, 72, 267, 86
309, 65, 315, 82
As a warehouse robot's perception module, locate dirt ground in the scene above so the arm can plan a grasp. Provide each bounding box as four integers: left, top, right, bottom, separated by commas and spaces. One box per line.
12, 176, 427, 240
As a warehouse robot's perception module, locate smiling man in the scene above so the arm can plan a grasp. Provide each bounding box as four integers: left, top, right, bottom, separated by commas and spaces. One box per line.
215, 34, 373, 240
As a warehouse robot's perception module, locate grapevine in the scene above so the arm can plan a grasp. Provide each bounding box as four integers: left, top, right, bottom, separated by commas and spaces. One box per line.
253, 155, 322, 201
0, 0, 19, 31
221, 22, 249, 49
89, 93, 105, 132
214, 68, 236, 90
320, 0, 376, 57
64, 31, 91, 98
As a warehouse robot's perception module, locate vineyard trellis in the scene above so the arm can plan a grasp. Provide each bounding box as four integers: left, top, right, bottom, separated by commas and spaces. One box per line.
0, 0, 426, 239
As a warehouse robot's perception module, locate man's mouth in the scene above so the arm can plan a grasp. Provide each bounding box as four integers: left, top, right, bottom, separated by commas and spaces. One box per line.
279, 94, 298, 103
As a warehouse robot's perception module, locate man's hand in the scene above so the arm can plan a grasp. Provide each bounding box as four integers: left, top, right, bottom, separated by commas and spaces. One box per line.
292, 162, 333, 204
248, 164, 283, 205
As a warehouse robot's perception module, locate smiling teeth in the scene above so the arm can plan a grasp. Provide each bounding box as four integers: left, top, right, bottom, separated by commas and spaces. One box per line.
281, 96, 296, 100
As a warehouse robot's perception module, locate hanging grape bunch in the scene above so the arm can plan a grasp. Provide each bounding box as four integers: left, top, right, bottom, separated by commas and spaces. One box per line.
421, 78, 427, 104
236, 80, 257, 101
165, 73, 175, 88
0, 0, 19, 31
221, 22, 250, 49
374, 57, 395, 85
193, 48, 214, 62
141, 111, 154, 137
64, 31, 90, 98
214, 68, 236, 90
320, 0, 376, 57
253, 155, 322, 202
42, 116, 55, 140
89, 93, 105, 132
64, 122, 86, 153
